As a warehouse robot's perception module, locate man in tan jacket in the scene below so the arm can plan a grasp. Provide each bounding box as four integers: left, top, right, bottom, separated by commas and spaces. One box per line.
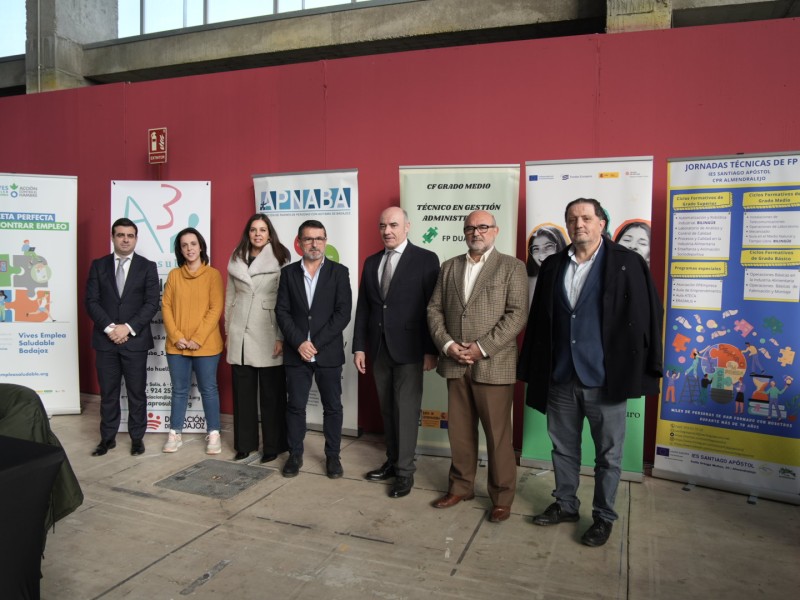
427, 210, 528, 522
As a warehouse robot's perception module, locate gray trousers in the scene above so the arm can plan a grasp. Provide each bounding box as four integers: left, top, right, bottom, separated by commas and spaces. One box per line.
547, 379, 627, 522
373, 346, 423, 477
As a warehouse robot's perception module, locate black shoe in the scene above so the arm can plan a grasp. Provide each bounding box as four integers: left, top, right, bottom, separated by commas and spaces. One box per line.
130, 439, 145, 456
282, 454, 303, 477
389, 475, 413, 498
326, 456, 343, 479
260, 453, 278, 463
365, 461, 396, 481
532, 502, 580, 526
581, 518, 613, 547
234, 451, 250, 461
91, 439, 116, 456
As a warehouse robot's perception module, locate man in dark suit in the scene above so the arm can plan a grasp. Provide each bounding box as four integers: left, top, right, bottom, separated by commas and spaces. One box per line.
353, 206, 440, 498
518, 198, 663, 547
276, 219, 352, 479
85, 217, 160, 456
427, 210, 528, 523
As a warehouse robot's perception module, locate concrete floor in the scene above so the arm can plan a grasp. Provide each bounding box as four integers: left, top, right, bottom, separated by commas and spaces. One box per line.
39, 395, 799, 600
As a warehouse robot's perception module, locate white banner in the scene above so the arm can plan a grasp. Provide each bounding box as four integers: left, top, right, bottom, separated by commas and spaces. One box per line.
0, 173, 80, 414
400, 164, 521, 457
522, 157, 654, 480
252, 169, 359, 437
110, 181, 212, 433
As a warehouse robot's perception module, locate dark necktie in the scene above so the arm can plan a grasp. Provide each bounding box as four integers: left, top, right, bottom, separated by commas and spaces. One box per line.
380, 250, 395, 299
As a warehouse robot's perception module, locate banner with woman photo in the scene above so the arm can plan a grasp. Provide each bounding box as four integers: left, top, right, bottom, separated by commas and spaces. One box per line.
399, 164, 520, 456
252, 169, 359, 436
0, 173, 79, 414
110, 180, 212, 433
521, 157, 654, 480
654, 152, 800, 504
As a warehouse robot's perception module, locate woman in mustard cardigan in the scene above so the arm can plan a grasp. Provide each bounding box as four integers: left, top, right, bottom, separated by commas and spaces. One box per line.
161, 228, 225, 455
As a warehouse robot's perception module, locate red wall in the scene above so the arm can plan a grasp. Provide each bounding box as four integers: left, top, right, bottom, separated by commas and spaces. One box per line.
1, 19, 798, 459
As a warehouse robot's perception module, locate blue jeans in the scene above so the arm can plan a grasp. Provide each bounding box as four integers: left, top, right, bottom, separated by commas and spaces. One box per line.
547, 378, 627, 522
166, 353, 221, 433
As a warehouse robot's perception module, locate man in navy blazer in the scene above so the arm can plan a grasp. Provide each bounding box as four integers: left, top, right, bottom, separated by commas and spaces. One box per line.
353, 206, 440, 498
276, 219, 352, 479
518, 198, 663, 547
85, 218, 160, 456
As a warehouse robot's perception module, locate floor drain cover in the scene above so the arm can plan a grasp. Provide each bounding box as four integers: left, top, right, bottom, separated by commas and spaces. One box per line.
155, 459, 274, 499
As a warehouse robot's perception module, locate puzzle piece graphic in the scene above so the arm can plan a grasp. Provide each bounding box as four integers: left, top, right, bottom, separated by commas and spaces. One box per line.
734, 319, 754, 337
778, 347, 795, 367
11, 254, 52, 295
763, 316, 782, 334
422, 227, 438, 244
0, 254, 24, 288
711, 367, 732, 390
672, 333, 690, 352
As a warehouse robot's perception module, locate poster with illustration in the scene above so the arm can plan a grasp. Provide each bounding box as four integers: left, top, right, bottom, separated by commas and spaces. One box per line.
0, 173, 79, 414
654, 153, 800, 504
110, 181, 211, 433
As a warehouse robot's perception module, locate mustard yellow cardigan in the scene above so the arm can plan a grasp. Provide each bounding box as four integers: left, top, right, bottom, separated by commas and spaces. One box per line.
162, 263, 224, 356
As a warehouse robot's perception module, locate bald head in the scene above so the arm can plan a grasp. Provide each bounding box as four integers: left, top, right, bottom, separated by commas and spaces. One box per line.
379, 206, 410, 250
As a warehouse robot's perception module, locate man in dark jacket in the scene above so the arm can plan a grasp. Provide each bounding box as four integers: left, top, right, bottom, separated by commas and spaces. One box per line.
85, 218, 160, 456
518, 198, 663, 547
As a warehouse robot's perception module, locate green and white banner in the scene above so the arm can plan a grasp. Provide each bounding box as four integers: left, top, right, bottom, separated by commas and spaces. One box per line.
521, 157, 654, 480
400, 164, 520, 456
253, 169, 359, 436
0, 173, 79, 415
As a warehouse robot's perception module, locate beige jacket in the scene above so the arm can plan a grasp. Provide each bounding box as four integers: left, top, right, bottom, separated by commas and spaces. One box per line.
427, 249, 528, 385
224, 246, 285, 367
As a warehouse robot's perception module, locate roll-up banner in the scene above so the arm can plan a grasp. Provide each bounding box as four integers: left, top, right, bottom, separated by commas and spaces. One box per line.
0, 173, 80, 415
654, 152, 800, 504
521, 157, 654, 481
252, 169, 359, 437
110, 181, 212, 433
399, 164, 520, 457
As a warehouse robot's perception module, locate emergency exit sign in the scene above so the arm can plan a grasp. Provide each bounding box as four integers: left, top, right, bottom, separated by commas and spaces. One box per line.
148, 127, 167, 164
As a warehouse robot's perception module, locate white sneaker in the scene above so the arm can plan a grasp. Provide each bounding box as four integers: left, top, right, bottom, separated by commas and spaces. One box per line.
162, 430, 182, 453
206, 430, 221, 455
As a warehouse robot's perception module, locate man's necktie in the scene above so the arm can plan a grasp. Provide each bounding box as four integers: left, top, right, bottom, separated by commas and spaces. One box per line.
380, 250, 395, 299
116, 257, 128, 295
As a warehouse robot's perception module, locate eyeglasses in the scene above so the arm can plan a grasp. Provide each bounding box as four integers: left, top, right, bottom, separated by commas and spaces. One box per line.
301, 236, 327, 244
463, 224, 495, 235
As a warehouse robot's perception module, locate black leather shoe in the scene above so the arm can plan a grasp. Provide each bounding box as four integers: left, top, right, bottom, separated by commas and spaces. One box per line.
234, 451, 250, 461
130, 439, 145, 456
326, 456, 344, 479
533, 502, 580, 526
260, 453, 278, 463
365, 461, 396, 481
389, 475, 413, 498
282, 454, 303, 477
91, 439, 116, 456
581, 518, 613, 547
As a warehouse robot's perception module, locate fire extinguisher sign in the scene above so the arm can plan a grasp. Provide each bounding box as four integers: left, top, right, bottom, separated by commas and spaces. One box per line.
148, 128, 167, 164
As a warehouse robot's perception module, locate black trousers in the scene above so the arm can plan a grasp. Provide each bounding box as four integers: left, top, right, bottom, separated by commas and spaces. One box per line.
95, 348, 148, 441
231, 364, 288, 455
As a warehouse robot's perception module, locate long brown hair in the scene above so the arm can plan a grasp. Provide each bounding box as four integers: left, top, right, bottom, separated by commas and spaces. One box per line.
232, 214, 290, 265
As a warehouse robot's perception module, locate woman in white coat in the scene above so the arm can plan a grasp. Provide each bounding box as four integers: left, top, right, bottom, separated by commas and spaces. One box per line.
225, 214, 291, 462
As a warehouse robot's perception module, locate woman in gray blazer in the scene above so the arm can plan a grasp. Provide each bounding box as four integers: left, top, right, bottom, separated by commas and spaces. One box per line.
225, 214, 291, 462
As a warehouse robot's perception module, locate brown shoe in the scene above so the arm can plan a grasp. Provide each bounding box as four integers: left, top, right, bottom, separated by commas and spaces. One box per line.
488, 505, 511, 522
432, 492, 475, 509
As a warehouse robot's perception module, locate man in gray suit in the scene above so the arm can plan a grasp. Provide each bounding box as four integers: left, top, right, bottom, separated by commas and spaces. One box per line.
427, 210, 528, 522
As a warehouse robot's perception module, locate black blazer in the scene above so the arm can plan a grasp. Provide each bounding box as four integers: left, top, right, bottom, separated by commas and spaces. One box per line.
85, 252, 160, 353
518, 238, 664, 412
276, 259, 352, 368
353, 242, 439, 364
